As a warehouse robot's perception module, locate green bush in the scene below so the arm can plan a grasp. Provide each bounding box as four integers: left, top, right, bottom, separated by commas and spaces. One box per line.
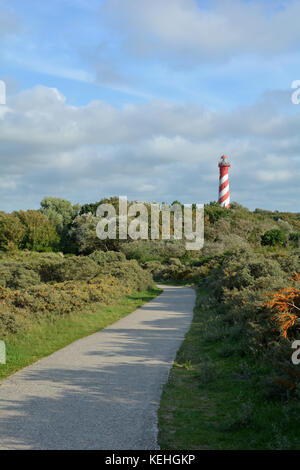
8, 267, 41, 289
0, 263, 42, 289
0, 265, 14, 287
89, 250, 126, 266
167, 258, 182, 266
100, 259, 153, 292
0, 306, 24, 337
203, 245, 300, 401
0, 255, 154, 338
142, 260, 164, 276
273, 252, 300, 274
121, 240, 186, 263
289, 233, 300, 248
50, 257, 101, 282
261, 229, 287, 247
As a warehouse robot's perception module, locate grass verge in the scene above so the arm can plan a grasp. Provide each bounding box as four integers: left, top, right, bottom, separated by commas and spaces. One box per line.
0, 286, 162, 382
158, 287, 300, 450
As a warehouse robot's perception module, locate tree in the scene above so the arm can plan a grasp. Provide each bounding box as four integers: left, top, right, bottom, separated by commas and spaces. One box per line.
79, 197, 120, 216
40, 197, 81, 232
0, 212, 26, 252
17, 210, 59, 252
204, 201, 230, 224
289, 232, 300, 247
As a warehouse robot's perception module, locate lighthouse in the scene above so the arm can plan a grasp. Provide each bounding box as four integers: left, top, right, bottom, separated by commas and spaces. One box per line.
218, 155, 231, 209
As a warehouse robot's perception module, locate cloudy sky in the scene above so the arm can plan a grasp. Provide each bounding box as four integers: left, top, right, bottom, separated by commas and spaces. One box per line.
0, 0, 299, 212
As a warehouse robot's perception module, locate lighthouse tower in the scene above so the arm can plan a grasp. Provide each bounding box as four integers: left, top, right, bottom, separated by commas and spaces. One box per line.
218, 155, 231, 209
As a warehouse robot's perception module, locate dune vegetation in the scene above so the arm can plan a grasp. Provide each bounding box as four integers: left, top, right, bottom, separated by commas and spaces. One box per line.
1, 196, 300, 448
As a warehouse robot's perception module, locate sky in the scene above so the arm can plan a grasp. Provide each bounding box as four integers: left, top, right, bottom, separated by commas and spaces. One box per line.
0, 0, 300, 212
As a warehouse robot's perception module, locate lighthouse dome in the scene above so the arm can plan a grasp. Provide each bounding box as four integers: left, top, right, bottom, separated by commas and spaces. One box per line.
219, 155, 230, 166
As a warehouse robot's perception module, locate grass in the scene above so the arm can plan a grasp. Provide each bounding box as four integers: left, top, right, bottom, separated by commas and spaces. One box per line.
0, 286, 162, 382
158, 287, 300, 450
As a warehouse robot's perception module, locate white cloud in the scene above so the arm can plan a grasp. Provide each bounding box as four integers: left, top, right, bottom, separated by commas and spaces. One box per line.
100, 0, 300, 63
0, 84, 299, 211
257, 169, 293, 183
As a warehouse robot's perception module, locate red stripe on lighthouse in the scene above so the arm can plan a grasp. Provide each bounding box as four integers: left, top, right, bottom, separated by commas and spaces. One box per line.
218, 155, 231, 209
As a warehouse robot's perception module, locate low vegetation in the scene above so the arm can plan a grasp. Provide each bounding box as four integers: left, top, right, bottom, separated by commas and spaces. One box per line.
158, 288, 300, 450
0, 248, 156, 379
158, 246, 300, 449
0, 251, 153, 339
1, 196, 300, 448
0, 287, 162, 381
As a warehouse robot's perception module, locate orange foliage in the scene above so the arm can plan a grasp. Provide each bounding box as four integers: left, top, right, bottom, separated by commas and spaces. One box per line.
264, 273, 300, 339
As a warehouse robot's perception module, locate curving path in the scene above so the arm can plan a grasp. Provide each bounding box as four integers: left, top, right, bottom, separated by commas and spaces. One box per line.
0, 285, 195, 450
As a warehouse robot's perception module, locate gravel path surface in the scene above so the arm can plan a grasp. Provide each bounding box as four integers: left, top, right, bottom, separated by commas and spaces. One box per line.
0, 285, 195, 450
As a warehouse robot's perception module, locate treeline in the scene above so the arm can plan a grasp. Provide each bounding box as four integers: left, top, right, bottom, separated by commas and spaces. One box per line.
0, 197, 80, 253
1, 197, 300, 256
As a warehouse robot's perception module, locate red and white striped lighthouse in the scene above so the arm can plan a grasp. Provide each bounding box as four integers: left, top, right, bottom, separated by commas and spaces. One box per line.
218, 155, 231, 209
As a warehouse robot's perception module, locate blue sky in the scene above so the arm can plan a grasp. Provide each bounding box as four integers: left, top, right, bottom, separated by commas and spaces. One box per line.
1, 0, 300, 211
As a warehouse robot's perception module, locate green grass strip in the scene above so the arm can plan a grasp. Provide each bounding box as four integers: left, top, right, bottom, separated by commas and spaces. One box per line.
0, 286, 162, 382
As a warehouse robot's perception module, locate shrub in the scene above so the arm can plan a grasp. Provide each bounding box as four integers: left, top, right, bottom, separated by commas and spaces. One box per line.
8, 267, 41, 289
121, 240, 186, 263
0, 257, 154, 337
142, 260, 164, 276
89, 250, 126, 266
50, 257, 101, 282
261, 229, 287, 247
203, 246, 300, 401
289, 233, 300, 242
289, 233, 300, 248
264, 273, 300, 341
100, 259, 153, 292
0, 306, 24, 337
0, 265, 14, 287
274, 252, 300, 274
167, 258, 182, 266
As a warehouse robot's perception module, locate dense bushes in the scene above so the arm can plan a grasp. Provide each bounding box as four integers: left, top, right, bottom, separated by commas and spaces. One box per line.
0, 251, 152, 288
261, 229, 287, 247
121, 240, 186, 263
202, 246, 300, 398
89, 250, 126, 266
0, 251, 153, 338
50, 257, 101, 282
142, 258, 204, 283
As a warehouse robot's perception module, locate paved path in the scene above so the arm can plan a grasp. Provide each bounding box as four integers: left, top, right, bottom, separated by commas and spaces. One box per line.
0, 285, 195, 450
